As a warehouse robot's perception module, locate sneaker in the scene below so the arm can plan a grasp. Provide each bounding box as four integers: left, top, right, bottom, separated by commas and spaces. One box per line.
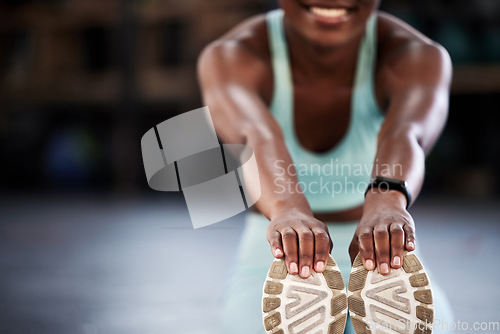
262, 255, 348, 334
348, 252, 434, 334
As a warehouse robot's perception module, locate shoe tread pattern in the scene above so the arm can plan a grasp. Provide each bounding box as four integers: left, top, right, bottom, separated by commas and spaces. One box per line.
348, 252, 434, 334
263, 255, 347, 334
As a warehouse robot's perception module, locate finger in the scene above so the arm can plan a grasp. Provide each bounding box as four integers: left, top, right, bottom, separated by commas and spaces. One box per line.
312, 227, 330, 273
358, 228, 375, 271
297, 227, 314, 278
389, 223, 404, 268
374, 224, 391, 275
267, 230, 284, 258
403, 223, 416, 251
281, 227, 299, 274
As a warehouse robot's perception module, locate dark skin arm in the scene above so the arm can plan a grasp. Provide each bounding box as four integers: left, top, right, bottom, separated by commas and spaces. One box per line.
198, 37, 332, 278
349, 35, 452, 274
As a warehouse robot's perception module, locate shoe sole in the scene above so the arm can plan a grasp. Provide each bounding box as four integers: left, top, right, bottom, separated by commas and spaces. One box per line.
262, 255, 348, 334
348, 252, 434, 334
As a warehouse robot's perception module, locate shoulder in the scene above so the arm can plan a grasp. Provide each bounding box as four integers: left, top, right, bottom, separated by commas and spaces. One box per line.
376, 11, 452, 89
197, 13, 272, 91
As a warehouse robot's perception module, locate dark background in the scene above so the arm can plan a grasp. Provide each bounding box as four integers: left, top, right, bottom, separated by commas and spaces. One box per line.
0, 1, 499, 334
0, 0, 499, 197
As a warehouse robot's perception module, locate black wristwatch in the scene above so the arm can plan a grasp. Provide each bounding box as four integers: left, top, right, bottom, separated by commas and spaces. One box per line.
364, 176, 412, 209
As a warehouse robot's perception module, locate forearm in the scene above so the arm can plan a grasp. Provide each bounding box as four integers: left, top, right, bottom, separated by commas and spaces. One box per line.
367, 126, 426, 207
240, 128, 332, 278
244, 129, 313, 220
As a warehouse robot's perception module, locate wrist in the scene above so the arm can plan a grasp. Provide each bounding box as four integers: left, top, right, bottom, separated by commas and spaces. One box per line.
364, 188, 408, 210
270, 197, 313, 220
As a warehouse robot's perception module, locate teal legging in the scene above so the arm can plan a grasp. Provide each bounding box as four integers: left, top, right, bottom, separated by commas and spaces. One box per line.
220, 212, 454, 334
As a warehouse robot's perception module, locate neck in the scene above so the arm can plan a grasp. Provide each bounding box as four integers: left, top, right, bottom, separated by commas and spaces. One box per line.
284, 23, 364, 83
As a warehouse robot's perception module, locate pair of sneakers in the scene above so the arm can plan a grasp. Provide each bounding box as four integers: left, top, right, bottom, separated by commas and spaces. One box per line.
262, 252, 433, 334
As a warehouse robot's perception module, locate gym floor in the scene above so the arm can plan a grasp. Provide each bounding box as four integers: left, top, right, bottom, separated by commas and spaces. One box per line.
0, 194, 499, 334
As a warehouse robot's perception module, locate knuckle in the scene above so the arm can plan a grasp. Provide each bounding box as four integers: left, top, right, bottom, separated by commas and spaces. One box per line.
314, 249, 329, 259
374, 225, 388, 236
314, 230, 329, 240
360, 250, 372, 258
281, 229, 297, 240
401, 214, 413, 225
376, 248, 390, 258
299, 242, 314, 253
391, 237, 404, 246
266, 229, 277, 239
391, 231, 404, 240
389, 224, 403, 233
360, 250, 373, 260
299, 253, 313, 261
316, 239, 329, 249
318, 243, 330, 251
315, 250, 329, 258
359, 230, 373, 240
406, 226, 416, 235
359, 242, 373, 253
270, 240, 281, 248
391, 240, 404, 249
269, 231, 280, 240
391, 248, 404, 255
285, 251, 298, 260
404, 230, 416, 239
299, 229, 314, 240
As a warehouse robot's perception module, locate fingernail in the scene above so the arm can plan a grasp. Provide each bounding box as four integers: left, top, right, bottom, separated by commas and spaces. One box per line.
393, 256, 401, 266
316, 261, 325, 272
380, 263, 389, 274
365, 259, 374, 270
274, 249, 283, 257
301, 266, 310, 277
407, 241, 415, 249
290, 262, 298, 274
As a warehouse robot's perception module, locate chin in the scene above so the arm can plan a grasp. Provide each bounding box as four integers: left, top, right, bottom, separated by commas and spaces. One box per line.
280, 0, 377, 48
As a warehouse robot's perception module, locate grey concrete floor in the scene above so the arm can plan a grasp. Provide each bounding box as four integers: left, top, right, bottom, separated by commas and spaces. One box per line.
0, 194, 499, 334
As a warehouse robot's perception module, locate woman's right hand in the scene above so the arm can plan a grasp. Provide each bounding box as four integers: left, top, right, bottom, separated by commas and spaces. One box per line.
266, 209, 333, 278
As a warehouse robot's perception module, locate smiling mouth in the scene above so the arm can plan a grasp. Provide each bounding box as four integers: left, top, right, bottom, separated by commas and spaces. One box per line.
310, 6, 349, 19
301, 2, 354, 23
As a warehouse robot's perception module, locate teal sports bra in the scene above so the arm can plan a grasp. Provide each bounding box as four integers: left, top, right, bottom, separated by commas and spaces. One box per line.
266, 9, 385, 212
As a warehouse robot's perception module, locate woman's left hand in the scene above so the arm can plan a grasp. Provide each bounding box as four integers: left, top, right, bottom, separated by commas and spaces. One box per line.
348, 188, 416, 275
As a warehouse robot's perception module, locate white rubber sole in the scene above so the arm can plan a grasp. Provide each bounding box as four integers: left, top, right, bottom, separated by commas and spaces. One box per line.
262, 255, 348, 334
348, 252, 434, 334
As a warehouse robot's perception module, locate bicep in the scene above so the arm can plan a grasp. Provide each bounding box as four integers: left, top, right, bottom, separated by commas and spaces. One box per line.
379, 43, 452, 154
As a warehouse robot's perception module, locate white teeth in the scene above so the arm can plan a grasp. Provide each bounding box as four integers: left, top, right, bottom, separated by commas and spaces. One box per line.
310, 6, 348, 18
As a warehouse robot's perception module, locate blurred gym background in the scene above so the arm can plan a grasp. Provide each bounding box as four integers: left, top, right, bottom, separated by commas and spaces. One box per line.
0, 1, 499, 333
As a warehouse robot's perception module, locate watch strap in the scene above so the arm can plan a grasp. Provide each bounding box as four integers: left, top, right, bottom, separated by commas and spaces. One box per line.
365, 176, 412, 209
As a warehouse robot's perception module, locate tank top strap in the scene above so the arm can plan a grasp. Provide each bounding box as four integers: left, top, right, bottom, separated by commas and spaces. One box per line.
266, 9, 294, 139
352, 13, 381, 120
